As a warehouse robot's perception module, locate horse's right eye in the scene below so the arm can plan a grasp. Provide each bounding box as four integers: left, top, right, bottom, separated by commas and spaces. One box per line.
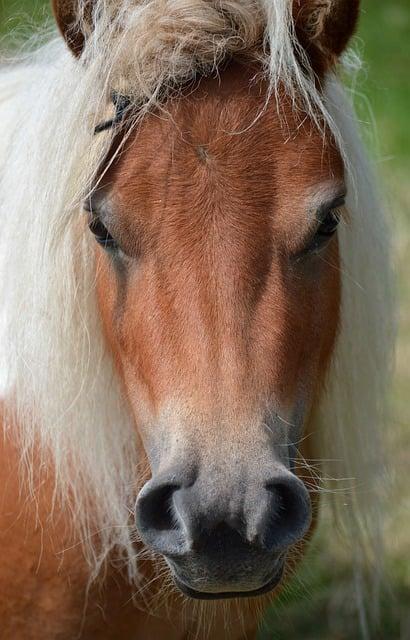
88, 217, 118, 250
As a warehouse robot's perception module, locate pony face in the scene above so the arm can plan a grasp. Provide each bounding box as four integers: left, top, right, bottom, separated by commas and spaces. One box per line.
91, 64, 345, 598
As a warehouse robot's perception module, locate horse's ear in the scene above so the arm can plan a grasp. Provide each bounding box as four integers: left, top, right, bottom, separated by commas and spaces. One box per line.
293, 0, 360, 74
52, 0, 92, 57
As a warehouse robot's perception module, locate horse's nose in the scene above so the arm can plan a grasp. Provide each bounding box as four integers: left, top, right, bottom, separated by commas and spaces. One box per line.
135, 469, 311, 558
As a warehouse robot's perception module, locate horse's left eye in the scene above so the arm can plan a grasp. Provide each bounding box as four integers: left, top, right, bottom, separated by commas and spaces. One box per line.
316, 209, 341, 238
302, 206, 342, 256
89, 217, 118, 250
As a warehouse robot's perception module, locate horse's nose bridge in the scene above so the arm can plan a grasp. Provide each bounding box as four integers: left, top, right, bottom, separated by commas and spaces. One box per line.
158, 270, 259, 401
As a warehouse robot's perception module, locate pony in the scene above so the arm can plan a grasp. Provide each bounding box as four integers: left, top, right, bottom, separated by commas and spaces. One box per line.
0, 1, 394, 638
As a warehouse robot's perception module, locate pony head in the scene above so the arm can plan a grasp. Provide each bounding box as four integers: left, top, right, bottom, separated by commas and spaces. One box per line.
49, 0, 359, 598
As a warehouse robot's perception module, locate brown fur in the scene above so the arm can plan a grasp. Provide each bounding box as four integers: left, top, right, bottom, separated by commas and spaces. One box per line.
96, 65, 342, 428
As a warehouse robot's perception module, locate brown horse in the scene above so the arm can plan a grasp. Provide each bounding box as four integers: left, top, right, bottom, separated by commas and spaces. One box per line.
0, 1, 393, 638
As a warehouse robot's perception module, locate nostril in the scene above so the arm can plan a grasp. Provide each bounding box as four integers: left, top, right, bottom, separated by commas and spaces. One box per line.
135, 481, 189, 556
271, 481, 308, 532
262, 477, 312, 551
139, 484, 178, 532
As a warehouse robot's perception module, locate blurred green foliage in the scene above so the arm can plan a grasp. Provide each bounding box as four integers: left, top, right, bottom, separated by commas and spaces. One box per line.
0, 0, 409, 637
0, 0, 50, 38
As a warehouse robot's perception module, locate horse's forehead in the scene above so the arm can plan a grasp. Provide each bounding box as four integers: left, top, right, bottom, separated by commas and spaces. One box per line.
112, 65, 343, 222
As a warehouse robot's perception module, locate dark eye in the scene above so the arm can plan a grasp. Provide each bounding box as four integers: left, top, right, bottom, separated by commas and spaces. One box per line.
89, 217, 118, 250
303, 206, 343, 255
316, 208, 341, 238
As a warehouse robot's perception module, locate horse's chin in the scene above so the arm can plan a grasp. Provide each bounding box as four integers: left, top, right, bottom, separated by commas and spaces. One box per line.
172, 559, 285, 601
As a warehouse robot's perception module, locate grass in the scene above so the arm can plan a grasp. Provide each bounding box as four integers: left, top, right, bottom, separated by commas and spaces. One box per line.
1, 1, 409, 638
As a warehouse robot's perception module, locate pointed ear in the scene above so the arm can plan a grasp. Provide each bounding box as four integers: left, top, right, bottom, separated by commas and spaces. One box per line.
293, 0, 360, 74
52, 0, 93, 57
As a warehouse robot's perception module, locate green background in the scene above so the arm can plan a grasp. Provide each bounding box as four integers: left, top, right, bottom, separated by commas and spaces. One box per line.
1, 1, 409, 637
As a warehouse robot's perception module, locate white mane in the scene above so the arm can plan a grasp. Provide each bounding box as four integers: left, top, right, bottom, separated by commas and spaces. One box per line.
0, 0, 394, 624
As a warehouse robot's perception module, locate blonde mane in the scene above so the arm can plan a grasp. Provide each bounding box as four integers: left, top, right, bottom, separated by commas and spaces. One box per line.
0, 0, 393, 626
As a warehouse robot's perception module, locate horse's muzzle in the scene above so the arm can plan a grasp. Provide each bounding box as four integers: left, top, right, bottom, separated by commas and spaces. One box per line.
135, 463, 311, 599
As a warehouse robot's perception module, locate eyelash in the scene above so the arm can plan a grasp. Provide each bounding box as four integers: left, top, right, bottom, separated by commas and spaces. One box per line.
304, 206, 343, 253
88, 217, 118, 250
317, 208, 341, 237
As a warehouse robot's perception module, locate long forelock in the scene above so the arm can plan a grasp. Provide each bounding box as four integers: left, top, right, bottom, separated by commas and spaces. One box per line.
77, 0, 343, 134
